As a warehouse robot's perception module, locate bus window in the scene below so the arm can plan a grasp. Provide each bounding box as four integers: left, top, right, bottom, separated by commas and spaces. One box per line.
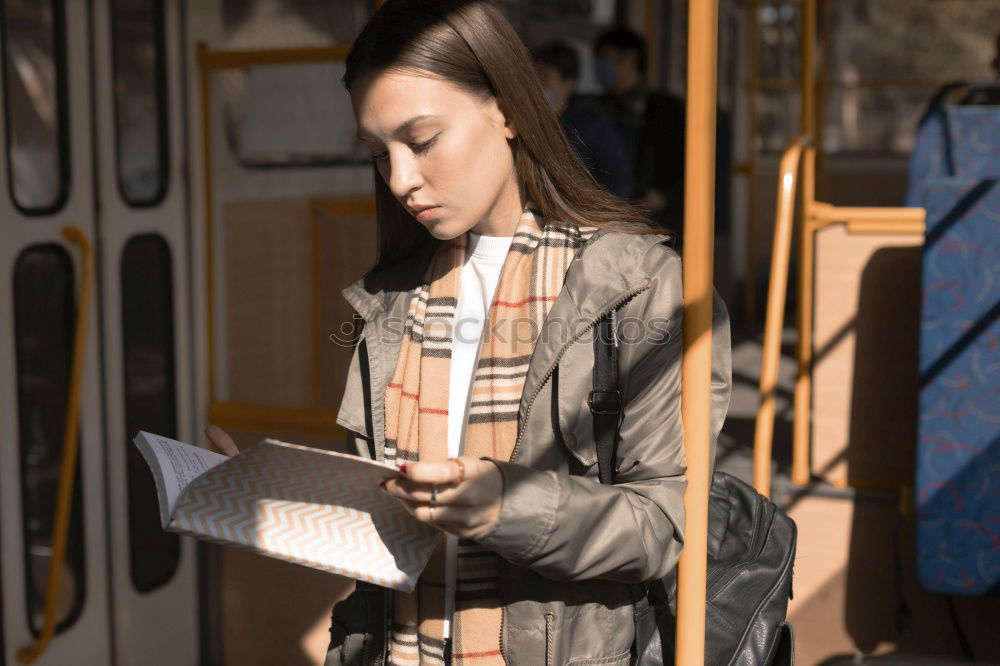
1, 0, 69, 214
223, 60, 368, 167
111, 0, 168, 206
121, 234, 181, 591
13, 244, 86, 635
218, 0, 373, 167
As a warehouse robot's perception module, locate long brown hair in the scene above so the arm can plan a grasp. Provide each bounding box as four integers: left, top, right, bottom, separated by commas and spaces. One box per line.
344, 0, 662, 273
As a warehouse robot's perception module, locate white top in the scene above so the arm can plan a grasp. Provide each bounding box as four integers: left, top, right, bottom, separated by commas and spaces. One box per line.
444, 230, 513, 639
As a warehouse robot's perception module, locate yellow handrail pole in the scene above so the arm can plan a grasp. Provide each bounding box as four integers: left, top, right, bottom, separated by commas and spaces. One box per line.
791, 0, 818, 486
753, 137, 809, 497
676, 0, 718, 663
810, 202, 927, 226
17, 227, 94, 665
743, 0, 760, 328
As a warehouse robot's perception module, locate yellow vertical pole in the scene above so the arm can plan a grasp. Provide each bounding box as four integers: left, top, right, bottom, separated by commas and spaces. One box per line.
792, 0, 817, 485
676, 0, 718, 663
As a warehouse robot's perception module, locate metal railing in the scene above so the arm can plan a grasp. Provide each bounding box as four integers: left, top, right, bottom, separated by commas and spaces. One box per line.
753, 135, 812, 497
17, 227, 94, 665
752, 138, 926, 498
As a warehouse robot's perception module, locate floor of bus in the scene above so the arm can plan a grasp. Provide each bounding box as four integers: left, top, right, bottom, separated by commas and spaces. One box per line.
719, 326, 1000, 665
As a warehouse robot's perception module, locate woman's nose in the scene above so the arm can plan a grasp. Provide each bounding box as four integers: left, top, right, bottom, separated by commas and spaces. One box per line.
387, 151, 423, 199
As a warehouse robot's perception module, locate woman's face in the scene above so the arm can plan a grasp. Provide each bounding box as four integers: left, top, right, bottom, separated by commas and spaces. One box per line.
351, 69, 523, 238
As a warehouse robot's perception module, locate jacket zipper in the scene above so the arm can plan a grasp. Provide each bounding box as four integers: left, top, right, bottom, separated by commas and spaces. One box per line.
544, 611, 556, 666
507, 279, 652, 465
499, 279, 652, 663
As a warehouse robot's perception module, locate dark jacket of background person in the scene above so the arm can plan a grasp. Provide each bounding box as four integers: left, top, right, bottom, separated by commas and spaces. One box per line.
600, 85, 733, 237
594, 27, 732, 238
533, 41, 635, 200
561, 93, 634, 199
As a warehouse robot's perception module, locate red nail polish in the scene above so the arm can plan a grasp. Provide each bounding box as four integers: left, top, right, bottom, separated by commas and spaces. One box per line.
400, 464, 408, 475
379, 480, 387, 490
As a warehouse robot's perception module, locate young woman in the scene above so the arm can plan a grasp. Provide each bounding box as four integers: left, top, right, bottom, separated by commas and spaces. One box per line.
211, 1, 731, 664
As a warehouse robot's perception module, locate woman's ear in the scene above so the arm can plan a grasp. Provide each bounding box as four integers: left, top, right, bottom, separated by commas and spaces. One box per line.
493, 96, 518, 140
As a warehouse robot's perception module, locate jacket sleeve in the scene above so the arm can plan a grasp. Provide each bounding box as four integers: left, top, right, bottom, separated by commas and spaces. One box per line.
476, 244, 732, 583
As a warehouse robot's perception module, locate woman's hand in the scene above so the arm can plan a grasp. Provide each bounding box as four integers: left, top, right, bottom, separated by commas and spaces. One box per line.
205, 425, 240, 457
381, 457, 503, 540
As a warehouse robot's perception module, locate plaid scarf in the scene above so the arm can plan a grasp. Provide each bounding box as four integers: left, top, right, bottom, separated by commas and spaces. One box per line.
384, 209, 595, 665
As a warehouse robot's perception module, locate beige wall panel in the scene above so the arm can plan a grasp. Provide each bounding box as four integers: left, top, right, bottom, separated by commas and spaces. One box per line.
312, 201, 379, 412
812, 225, 922, 486
224, 199, 314, 406
221, 198, 377, 415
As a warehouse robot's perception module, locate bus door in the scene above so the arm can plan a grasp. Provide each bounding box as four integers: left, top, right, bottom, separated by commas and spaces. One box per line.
0, 0, 200, 664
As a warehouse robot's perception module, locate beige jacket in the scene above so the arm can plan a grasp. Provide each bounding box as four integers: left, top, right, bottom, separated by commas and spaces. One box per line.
327, 228, 732, 665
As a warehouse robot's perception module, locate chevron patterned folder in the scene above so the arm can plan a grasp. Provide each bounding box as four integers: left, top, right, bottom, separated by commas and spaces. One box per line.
134, 431, 439, 592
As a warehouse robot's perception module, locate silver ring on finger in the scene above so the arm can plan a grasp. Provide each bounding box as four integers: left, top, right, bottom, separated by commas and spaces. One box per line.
430, 484, 438, 507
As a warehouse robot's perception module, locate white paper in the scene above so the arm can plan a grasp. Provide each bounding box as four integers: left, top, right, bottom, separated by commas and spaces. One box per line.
134, 431, 229, 527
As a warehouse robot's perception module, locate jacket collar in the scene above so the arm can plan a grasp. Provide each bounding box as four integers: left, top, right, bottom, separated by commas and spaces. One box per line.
342, 228, 661, 321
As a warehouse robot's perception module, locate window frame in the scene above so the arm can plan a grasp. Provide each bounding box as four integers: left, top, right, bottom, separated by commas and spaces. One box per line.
109, 0, 171, 207
0, 0, 72, 216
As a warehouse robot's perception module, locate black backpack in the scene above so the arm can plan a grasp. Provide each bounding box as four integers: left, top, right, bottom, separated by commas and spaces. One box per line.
589, 314, 797, 666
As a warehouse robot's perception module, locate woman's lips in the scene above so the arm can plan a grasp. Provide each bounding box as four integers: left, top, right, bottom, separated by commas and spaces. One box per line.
414, 206, 441, 223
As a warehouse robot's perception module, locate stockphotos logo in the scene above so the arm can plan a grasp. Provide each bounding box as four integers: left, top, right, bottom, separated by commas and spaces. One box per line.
328, 313, 674, 348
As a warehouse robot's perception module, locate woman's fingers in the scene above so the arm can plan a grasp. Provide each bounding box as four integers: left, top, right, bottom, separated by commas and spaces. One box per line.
384, 457, 490, 504
383, 478, 460, 505
205, 425, 239, 457
382, 457, 503, 539
399, 457, 470, 485
394, 500, 497, 539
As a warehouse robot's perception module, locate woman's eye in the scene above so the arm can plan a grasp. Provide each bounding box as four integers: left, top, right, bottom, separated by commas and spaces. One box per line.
411, 134, 439, 154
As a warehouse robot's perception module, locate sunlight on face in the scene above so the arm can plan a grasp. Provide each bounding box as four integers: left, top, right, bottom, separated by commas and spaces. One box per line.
351, 70, 523, 238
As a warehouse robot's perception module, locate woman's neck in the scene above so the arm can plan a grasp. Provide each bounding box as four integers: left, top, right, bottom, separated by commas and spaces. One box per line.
470, 183, 524, 236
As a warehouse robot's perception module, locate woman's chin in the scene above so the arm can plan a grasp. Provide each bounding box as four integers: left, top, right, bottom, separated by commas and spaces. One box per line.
424, 218, 468, 241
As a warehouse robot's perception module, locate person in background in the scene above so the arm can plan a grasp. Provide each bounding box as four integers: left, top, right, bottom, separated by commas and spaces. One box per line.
533, 41, 634, 199
594, 26, 732, 239
594, 27, 686, 232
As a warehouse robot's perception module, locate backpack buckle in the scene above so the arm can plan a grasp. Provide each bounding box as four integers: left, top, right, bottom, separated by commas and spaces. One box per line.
588, 389, 622, 415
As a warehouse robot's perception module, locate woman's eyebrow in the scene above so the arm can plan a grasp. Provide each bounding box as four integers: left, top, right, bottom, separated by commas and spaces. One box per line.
357, 114, 440, 141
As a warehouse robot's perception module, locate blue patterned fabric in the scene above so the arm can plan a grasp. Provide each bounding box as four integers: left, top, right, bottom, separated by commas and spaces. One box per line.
916, 178, 1000, 596
906, 101, 1000, 206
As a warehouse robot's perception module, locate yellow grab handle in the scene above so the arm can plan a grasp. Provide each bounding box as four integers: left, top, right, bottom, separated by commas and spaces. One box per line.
18, 226, 94, 665
753, 136, 812, 498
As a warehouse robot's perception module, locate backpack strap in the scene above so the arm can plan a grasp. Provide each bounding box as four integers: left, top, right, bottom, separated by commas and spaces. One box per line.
590, 311, 623, 485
